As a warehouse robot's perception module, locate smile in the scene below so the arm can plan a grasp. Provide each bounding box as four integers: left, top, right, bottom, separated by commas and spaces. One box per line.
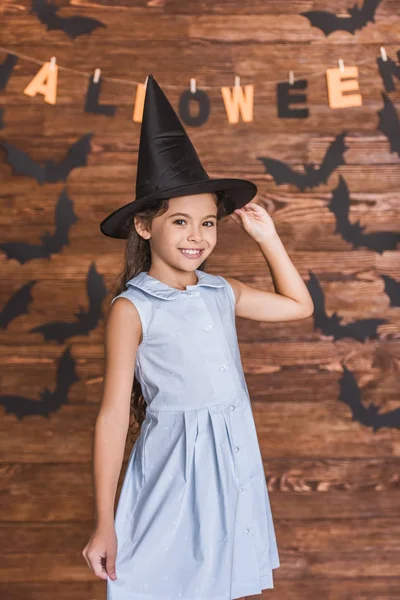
178, 248, 204, 258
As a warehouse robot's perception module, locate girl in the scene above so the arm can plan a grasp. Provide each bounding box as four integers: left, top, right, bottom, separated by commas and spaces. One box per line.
82, 193, 314, 600
82, 74, 314, 599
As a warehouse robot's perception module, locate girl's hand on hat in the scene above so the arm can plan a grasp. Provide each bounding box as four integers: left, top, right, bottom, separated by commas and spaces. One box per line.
229, 203, 277, 244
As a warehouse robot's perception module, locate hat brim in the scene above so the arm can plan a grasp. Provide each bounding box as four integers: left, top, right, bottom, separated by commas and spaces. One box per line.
100, 178, 257, 239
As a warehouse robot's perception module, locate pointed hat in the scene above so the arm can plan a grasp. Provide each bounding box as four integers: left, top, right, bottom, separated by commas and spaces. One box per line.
100, 74, 257, 238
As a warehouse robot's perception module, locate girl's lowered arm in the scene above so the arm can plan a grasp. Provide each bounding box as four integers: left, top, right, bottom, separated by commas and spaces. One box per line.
83, 297, 142, 581
93, 298, 142, 530
225, 204, 314, 323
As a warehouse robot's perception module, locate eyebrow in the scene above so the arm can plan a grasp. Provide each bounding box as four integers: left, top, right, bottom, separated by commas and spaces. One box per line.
168, 212, 217, 219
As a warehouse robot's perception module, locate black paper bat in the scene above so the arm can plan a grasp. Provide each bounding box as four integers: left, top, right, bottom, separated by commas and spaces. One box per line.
0, 53, 18, 90
0, 347, 79, 419
29, 262, 108, 343
339, 365, 400, 431
381, 275, 400, 307
377, 51, 400, 93
328, 176, 400, 253
0, 187, 78, 263
0, 281, 37, 329
30, 0, 106, 40
377, 92, 400, 158
301, 0, 382, 36
1, 133, 92, 184
307, 270, 387, 342
257, 132, 348, 191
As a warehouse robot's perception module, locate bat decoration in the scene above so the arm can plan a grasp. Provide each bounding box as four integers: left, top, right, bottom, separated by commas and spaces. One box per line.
328, 175, 400, 253
0, 187, 78, 263
306, 270, 387, 342
257, 132, 348, 191
381, 275, 400, 307
29, 262, 108, 343
30, 0, 106, 40
0, 346, 79, 419
377, 50, 400, 93
0, 281, 37, 330
339, 365, 400, 431
0, 53, 18, 91
300, 0, 382, 36
1, 133, 92, 184
377, 92, 400, 158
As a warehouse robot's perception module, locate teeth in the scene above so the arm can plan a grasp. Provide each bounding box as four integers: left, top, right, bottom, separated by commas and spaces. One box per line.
180, 249, 202, 255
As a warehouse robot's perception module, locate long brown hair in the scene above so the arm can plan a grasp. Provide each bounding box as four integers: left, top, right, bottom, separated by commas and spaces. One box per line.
110, 190, 233, 443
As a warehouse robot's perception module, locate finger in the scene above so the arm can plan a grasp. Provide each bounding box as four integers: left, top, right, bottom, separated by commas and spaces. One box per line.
82, 551, 93, 573
229, 213, 243, 226
241, 212, 254, 228
243, 203, 261, 212
82, 547, 95, 573
94, 568, 109, 581
90, 552, 109, 580
106, 553, 117, 581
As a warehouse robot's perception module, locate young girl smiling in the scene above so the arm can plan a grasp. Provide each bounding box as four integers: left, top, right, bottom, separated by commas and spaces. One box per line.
82, 75, 314, 600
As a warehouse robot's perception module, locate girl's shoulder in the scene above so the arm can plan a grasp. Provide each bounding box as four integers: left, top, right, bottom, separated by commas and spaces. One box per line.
110, 279, 153, 344
110, 277, 150, 306
220, 276, 239, 308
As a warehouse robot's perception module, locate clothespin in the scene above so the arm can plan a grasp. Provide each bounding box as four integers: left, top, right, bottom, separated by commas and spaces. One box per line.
338, 58, 345, 73
49, 56, 56, 71
190, 78, 196, 93
380, 46, 387, 62
93, 68, 101, 83
288, 70, 295, 86
235, 76, 240, 87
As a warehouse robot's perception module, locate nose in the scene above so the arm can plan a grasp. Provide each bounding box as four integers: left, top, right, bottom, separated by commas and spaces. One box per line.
187, 225, 204, 242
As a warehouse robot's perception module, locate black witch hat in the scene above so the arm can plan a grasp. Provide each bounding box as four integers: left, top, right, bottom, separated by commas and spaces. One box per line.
100, 74, 257, 239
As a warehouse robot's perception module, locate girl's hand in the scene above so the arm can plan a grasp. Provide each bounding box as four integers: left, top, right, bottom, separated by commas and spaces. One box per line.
229, 202, 277, 244
82, 526, 118, 581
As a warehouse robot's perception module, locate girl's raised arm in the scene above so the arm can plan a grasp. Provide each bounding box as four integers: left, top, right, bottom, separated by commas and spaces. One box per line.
227, 203, 314, 323
82, 297, 142, 581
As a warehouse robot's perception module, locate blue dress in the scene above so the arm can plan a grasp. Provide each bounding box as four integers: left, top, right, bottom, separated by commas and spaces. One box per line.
107, 269, 280, 600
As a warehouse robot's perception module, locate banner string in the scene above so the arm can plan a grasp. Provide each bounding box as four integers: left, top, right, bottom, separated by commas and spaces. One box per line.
0, 46, 377, 90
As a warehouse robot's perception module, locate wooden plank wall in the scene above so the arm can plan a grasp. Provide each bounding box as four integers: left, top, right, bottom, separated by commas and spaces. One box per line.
1, 0, 399, 598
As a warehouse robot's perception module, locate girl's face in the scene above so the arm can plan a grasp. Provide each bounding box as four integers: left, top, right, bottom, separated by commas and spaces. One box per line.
136, 193, 218, 271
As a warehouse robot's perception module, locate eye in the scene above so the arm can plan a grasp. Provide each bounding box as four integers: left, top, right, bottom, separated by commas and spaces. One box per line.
172, 219, 216, 227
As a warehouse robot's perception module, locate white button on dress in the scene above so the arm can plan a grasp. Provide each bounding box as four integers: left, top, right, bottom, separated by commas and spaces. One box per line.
108, 268, 280, 599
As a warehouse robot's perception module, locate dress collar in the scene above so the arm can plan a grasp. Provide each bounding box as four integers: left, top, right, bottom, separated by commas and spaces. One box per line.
126, 269, 225, 300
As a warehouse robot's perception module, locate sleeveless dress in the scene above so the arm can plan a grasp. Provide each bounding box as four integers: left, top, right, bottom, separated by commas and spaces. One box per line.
107, 269, 280, 600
